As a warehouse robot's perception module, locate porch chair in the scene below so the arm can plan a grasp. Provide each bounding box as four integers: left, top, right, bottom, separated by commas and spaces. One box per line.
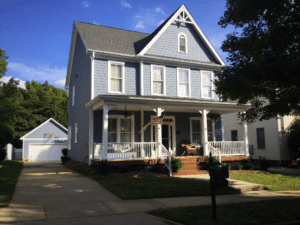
181, 140, 196, 156
114, 144, 131, 153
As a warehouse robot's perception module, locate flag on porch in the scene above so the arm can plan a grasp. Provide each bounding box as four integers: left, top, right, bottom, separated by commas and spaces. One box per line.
139, 113, 165, 134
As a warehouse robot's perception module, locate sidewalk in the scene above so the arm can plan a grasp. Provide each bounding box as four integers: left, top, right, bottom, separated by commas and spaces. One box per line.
268, 167, 300, 175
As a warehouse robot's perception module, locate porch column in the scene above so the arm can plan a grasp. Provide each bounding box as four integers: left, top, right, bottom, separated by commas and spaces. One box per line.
102, 102, 111, 160
140, 109, 145, 157
88, 107, 94, 166
201, 109, 209, 157
243, 115, 250, 156
156, 107, 162, 158
221, 116, 225, 141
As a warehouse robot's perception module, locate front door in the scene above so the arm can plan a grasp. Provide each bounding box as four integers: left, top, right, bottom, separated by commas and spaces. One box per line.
162, 124, 169, 150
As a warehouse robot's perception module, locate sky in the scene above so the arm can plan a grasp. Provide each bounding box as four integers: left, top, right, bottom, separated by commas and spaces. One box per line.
0, 0, 237, 90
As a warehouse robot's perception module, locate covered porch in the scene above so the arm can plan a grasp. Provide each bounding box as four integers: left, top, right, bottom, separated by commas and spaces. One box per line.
86, 95, 250, 174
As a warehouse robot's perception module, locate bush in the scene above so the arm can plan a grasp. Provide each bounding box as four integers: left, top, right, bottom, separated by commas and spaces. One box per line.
118, 166, 131, 173
235, 163, 243, 170
244, 163, 255, 170
95, 160, 111, 174
61, 148, 68, 156
61, 156, 69, 164
0, 123, 13, 151
165, 157, 185, 173
221, 162, 232, 170
204, 156, 220, 166
150, 164, 162, 173
260, 157, 269, 171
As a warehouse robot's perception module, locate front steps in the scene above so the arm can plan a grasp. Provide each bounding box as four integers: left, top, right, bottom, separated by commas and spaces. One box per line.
173, 156, 208, 176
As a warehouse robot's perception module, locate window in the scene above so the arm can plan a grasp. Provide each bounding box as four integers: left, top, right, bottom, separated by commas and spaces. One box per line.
108, 61, 125, 93
178, 33, 187, 53
231, 130, 238, 141
177, 68, 191, 97
207, 121, 213, 141
256, 128, 265, 149
201, 71, 214, 99
75, 123, 78, 143
190, 118, 213, 145
68, 126, 71, 149
72, 86, 75, 106
151, 65, 165, 95
107, 115, 134, 142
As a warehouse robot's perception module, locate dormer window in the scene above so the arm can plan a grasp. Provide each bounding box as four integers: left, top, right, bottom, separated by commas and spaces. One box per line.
178, 33, 187, 53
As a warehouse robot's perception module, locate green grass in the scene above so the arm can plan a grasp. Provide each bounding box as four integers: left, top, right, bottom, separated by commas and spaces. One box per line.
230, 173, 300, 191
0, 160, 23, 206
148, 199, 300, 225
98, 177, 240, 200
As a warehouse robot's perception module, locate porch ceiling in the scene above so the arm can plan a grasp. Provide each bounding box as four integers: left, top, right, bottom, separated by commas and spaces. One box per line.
86, 95, 251, 115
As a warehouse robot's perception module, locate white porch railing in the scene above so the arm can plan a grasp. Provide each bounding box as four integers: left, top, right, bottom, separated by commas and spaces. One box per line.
94, 142, 158, 160
160, 143, 172, 176
207, 141, 245, 156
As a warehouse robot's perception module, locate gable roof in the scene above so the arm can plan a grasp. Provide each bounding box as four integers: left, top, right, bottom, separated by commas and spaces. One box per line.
20, 118, 68, 140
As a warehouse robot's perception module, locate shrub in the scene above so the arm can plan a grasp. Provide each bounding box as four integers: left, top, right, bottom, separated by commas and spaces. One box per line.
0, 148, 7, 162
150, 164, 162, 173
244, 163, 255, 170
260, 157, 269, 171
61, 148, 68, 156
235, 163, 243, 170
95, 160, 111, 174
0, 123, 13, 151
118, 166, 131, 173
204, 156, 220, 166
221, 162, 232, 170
165, 157, 185, 173
61, 156, 69, 164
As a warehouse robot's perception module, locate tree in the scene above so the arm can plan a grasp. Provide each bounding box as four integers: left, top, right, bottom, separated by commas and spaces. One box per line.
0, 49, 8, 82
214, 0, 300, 122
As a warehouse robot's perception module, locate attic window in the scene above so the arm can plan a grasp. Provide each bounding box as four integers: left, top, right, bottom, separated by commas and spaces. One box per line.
178, 33, 187, 53
177, 10, 192, 23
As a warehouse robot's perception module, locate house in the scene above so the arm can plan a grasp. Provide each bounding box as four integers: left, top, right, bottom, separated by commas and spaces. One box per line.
65, 4, 251, 174
20, 118, 68, 162
223, 112, 296, 162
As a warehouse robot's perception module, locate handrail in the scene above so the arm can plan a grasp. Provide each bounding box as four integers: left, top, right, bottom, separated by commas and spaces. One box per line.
159, 143, 172, 177
207, 142, 221, 163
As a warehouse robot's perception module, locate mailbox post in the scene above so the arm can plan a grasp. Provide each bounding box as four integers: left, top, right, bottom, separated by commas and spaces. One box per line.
209, 152, 229, 221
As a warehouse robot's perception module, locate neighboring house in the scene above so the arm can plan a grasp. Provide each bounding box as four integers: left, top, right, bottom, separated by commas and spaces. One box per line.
223, 113, 296, 162
20, 118, 68, 162
65, 4, 251, 172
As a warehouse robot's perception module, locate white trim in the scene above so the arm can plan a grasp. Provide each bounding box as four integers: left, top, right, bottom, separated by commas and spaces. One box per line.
72, 85, 75, 106
89, 107, 94, 166
177, 67, 191, 97
91, 51, 95, 100
20, 118, 68, 140
107, 115, 135, 143
140, 61, 144, 96
108, 60, 125, 94
29, 143, 68, 146
75, 123, 78, 143
189, 117, 213, 145
22, 138, 68, 140
178, 33, 188, 53
151, 64, 166, 96
138, 5, 226, 66
201, 70, 214, 99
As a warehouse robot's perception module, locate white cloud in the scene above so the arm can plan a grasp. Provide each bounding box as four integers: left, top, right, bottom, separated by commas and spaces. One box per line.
158, 20, 164, 26
93, 20, 99, 25
55, 78, 66, 86
0, 76, 27, 90
7, 62, 67, 88
154, 7, 164, 14
120, 0, 131, 9
81, 0, 91, 8
135, 21, 144, 29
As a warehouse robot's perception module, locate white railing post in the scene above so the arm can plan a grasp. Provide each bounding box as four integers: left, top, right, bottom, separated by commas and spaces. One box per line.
102, 102, 109, 160
5, 143, 13, 160
221, 116, 225, 142
201, 109, 209, 157
244, 119, 249, 156
156, 107, 162, 158
140, 109, 145, 158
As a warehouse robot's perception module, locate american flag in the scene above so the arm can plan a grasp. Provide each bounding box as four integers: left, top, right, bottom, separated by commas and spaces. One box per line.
139, 113, 165, 134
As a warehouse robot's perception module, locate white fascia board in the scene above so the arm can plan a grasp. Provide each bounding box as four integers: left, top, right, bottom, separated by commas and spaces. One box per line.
20, 118, 68, 140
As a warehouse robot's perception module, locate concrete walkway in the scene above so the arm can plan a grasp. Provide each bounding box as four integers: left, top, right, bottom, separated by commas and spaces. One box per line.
268, 167, 300, 175
1, 162, 300, 225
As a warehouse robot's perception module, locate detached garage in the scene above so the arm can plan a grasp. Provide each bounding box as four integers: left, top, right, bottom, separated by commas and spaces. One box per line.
20, 118, 68, 162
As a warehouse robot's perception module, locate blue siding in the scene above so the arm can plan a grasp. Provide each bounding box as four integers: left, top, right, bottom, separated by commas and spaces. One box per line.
26, 120, 68, 139
68, 32, 91, 163
146, 22, 217, 63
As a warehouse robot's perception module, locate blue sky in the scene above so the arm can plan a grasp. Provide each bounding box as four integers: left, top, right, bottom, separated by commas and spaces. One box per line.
0, 0, 235, 90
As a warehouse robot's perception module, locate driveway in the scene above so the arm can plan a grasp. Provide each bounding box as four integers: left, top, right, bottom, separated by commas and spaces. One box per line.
0, 162, 175, 224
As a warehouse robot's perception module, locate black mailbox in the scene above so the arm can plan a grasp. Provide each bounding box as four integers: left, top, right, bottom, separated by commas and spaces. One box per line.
209, 166, 229, 187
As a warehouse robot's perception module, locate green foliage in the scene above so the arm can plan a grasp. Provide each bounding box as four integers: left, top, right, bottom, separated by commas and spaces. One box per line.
165, 157, 185, 173
95, 160, 111, 174
61, 156, 69, 164
61, 148, 68, 156
150, 164, 162, 173
73, 165, 98, 175
235, 163, 243, 170
0, 48, 8, 79
0, 148, 7, 162
215, 0, 300, 121
260, 157, 270, 171
0, 123, 14, 150
118, 166, 131, 173
288, 120, 300, 159
243, 163, 255, 170
222, 162, 232, 170
204, 156, 220, 166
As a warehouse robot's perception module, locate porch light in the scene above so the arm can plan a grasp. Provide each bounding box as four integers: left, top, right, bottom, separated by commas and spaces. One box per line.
124, 105, 131, 118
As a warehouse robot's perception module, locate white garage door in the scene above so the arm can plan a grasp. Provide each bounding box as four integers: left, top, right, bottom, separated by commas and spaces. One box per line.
28, 144, 67, 162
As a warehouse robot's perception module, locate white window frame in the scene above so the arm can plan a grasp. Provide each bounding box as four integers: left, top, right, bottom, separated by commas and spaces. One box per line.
189, 117, 214, 145
201, 70, 214, 99
107, 115, 135, 143
151, 65, 166, 96
108, 61, 125, 94
177, 67, 191, 97
178, 33, 188, 53
72, 86, 75, 106
68, 126, 71, 149
75, 123, 78, 143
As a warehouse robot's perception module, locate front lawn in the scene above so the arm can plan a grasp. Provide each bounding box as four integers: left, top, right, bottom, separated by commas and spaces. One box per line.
148, 199, 300, 225
230, 173, 300, 191
0, 160, 23, 207
98, 177, 240, 200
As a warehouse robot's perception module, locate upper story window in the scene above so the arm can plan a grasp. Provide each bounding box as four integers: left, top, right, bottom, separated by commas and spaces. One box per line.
108, 61, 125, 94
151, 65, 166, 95
201, 71, 214, 99
178, 33, 187, 53
177, 68, 191, 97
72, 86, 75, 106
